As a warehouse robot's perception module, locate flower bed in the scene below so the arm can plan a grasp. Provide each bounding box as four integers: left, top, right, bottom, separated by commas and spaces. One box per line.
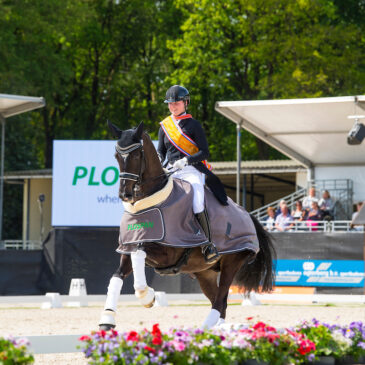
79, 319, 365, 365
0, 336, 34, 364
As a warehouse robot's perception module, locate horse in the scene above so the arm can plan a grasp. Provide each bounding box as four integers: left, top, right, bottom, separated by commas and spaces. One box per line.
99, 121, 276, 330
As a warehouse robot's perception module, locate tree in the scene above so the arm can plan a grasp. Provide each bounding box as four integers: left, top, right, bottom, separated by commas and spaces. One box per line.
167, 0, 365, 160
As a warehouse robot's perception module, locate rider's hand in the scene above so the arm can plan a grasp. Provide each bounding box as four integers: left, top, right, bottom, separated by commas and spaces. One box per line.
173, 157, 188, 170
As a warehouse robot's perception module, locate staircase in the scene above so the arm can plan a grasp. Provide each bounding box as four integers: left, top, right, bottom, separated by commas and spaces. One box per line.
251, 179, 353, 221
250, 188, 307, 221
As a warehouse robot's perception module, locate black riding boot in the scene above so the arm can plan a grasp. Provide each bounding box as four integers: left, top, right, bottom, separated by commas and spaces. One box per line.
195, 209, 220, 263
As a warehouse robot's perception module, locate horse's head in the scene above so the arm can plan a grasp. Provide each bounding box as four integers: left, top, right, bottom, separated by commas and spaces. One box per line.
108, 120, 166, 204
108, 120, 146, 203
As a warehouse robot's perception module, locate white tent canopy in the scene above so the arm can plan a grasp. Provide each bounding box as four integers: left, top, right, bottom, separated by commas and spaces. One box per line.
0, 93, 46, 239
215, 95, 365, 168
0, 94, 45, 119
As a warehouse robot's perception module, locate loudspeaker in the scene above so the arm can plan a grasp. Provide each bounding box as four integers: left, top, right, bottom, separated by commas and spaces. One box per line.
347, 122, 365, 145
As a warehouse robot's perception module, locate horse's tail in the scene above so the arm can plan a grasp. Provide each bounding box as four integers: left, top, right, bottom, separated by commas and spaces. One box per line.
234, 214, 276, 293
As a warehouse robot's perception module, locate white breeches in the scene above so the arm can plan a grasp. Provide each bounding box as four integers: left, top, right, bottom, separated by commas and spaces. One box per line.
172, 165, 205, 213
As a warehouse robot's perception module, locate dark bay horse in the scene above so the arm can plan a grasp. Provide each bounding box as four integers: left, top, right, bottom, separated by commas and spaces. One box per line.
99, 121, 276, 330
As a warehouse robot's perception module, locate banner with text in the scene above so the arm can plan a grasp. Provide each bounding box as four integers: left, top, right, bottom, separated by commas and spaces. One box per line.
52, 140, 128, 226
275, 259, 364, 287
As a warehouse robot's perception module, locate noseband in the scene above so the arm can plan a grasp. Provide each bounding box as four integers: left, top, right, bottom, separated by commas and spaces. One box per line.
115, 143, 146, 191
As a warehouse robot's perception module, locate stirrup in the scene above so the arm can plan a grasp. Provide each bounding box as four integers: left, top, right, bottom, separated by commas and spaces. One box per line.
202, 244, 220, 263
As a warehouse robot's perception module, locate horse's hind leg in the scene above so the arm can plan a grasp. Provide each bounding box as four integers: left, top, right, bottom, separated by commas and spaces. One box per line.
198, 252, 249, 329
195, 270, 222, 329
99, 254, 132, 330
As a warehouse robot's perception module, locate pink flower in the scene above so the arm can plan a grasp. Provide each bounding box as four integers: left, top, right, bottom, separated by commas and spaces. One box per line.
172, 340, 186, 351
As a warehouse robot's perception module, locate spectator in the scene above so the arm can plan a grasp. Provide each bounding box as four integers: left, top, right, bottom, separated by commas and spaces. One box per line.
307, 201, 323, 221
292, 200, 305, 221
351, 202, 364, 232
275, 199, 291, 218
275, 203, 294, 232
265, 207, 276, 231
318, 190, 335, 219
306, 201, 323, 231
302, 187, 318, 211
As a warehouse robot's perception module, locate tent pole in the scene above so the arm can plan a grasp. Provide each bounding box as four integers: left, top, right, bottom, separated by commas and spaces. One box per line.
236, 123, 242, 204
0, 115, 5, 241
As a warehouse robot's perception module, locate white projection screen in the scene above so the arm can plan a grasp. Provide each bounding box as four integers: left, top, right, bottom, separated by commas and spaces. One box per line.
52, 140, 125, 227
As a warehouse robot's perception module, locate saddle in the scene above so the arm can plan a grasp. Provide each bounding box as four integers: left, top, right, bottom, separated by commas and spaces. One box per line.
117, 177, 259, 256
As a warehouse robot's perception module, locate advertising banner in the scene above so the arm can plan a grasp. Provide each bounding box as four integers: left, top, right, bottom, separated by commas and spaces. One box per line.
275, 259, 365, 287
52, 140, 125, 226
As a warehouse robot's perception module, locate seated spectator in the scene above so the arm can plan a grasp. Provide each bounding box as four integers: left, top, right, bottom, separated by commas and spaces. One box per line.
318, 190, 335, 220
265, 206, 276, 231
307, 201, 323, 221
292, 200, 305, 221
302, 187, 318, 211
351, 202, 364, 232
275, 199, 291, 218
275, 203, 294, 232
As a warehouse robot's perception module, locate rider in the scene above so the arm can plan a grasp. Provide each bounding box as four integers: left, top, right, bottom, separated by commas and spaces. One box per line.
157, 85, 221, 263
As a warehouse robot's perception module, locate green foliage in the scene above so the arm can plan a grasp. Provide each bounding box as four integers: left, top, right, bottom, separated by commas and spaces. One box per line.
0, 336, 34, 365
0, 0, 364, 237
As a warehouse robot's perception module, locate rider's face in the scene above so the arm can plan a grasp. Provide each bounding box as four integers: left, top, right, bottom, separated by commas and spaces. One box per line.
168, 100, 185, 116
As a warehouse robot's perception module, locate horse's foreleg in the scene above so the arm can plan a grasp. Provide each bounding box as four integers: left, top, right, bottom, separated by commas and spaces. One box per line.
131, 250, 155, 308
99, 254, 132, 330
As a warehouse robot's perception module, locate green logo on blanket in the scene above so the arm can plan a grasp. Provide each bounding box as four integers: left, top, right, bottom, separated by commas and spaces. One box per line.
127, 222, 154, 231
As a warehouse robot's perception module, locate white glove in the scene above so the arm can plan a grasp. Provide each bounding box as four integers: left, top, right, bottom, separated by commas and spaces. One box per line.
173, 157, 188, 170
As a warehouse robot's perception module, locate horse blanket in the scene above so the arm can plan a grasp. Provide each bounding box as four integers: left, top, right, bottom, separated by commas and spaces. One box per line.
117, 177, 259, 255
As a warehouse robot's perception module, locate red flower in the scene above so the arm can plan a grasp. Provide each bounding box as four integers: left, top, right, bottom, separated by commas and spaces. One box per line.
266, 326, 277, 332
267, 333, 280, 343
79, 335, 91, 341
246, 316, 254, 320
111, 329, 118, 337
298, 339, 316, 355
97, 330, 106, 338
152, 324, 161, 336
144, 345, 155, 353
152, 335, 162, 345
126, 331, 140, 342
253, 321, 266, 330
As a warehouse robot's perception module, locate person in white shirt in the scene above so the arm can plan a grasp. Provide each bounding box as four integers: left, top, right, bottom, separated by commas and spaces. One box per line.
302, 187, 318, 211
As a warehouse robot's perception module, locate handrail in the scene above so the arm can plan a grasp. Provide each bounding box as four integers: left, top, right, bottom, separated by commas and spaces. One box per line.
259, 220, 363, 233
0, 240, 42, 250
251, 187, 307, 220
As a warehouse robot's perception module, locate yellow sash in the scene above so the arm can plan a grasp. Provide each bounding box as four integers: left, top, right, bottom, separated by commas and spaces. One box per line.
160, 115, 212, 170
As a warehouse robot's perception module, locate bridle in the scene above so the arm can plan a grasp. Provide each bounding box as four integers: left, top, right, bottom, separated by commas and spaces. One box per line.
115, 142, 146, 199
115, 142, 172, 198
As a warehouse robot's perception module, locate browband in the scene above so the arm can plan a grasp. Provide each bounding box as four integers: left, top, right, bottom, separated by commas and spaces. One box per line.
115, 143, 142, 155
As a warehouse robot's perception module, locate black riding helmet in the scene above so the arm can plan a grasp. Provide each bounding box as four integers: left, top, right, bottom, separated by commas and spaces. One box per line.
164, 85, 190, 106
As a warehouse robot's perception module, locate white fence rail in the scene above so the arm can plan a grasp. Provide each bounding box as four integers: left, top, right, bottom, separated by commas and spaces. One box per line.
260, 220, 364, 232
0, 240, 42, 250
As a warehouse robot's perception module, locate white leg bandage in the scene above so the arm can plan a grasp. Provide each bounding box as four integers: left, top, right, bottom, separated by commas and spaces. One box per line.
217, 318, 226, 326
104, 276, 123, 312
131, 250, 147, 291
202, 309, 220, 329
131, 250, 155, 307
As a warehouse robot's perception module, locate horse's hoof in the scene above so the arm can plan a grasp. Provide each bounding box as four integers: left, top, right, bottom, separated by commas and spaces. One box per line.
144, 296, 155, 308
98, 309, 116, 329
135, 286, 155, 308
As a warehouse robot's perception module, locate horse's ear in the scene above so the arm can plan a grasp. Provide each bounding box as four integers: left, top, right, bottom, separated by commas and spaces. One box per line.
134, 121, 144, 140
107, 120, 123, 138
